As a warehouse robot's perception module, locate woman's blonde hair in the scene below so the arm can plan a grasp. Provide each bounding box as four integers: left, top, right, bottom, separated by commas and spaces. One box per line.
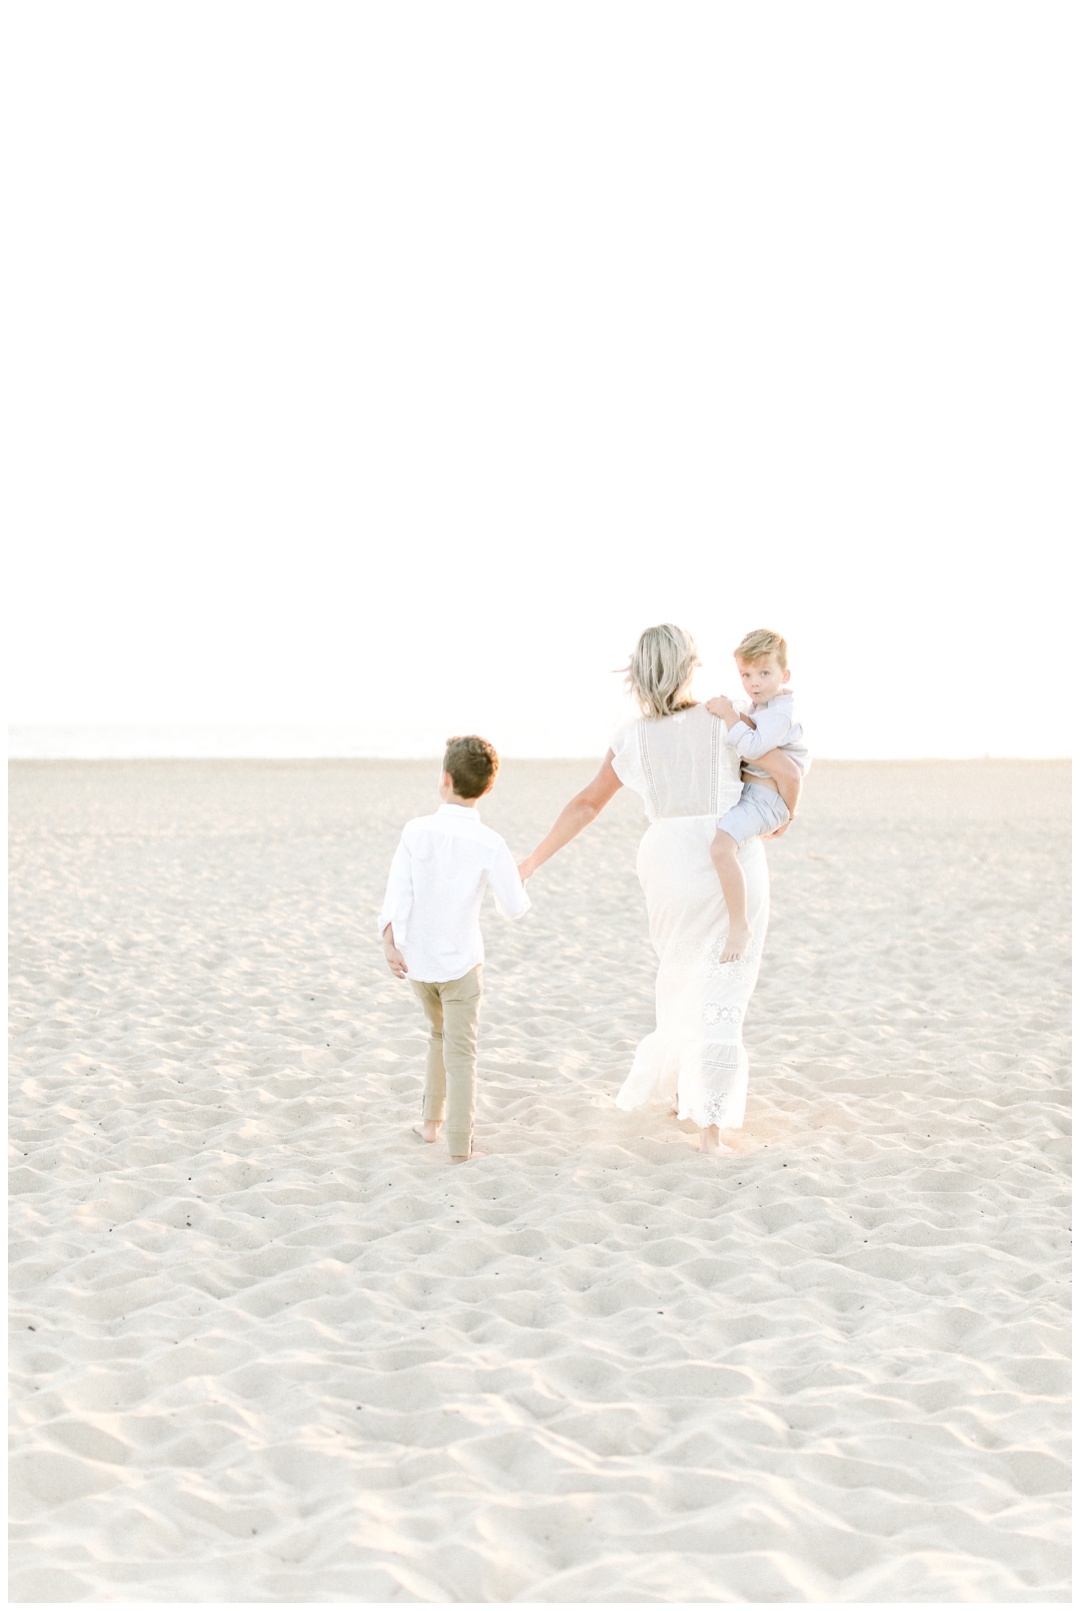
625, 623, 701, 718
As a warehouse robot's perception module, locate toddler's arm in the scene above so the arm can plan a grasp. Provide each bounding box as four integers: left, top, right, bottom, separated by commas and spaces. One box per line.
721, 701, 794, 759
706, 694, 755, 730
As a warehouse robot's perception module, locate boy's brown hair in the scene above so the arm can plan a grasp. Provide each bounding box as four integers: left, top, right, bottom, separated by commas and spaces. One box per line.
735, 627, 788, 671
443, 735, 499, 799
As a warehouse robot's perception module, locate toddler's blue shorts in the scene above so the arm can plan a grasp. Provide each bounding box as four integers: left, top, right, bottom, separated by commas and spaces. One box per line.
716, 780, 789, 846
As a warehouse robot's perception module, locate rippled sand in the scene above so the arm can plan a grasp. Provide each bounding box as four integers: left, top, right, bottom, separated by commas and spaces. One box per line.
8, 758, 1071, 1603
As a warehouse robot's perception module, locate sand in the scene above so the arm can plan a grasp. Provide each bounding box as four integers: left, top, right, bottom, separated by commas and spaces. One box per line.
8, 757, 1071, 1604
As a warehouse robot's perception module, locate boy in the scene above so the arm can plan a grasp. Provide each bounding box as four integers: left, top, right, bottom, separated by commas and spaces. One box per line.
706, 628, 809, 964
379, 734, 529, 1163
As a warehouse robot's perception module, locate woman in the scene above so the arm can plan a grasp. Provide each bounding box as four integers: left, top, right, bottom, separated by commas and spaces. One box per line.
519, 623, 793, 1155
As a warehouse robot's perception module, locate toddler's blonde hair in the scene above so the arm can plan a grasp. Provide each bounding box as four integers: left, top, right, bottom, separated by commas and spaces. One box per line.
735, 627, 788, 671
625, 624, 701, 719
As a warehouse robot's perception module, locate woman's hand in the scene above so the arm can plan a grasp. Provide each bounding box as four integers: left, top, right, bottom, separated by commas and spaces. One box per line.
749, 747, 802, 823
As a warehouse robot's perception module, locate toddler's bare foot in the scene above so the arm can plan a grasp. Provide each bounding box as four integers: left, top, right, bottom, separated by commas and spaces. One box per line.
719, 923, 751, 963
412, 1121, 441, 1143
450, 1149, 489, 1164
698, 1125, 735, 1155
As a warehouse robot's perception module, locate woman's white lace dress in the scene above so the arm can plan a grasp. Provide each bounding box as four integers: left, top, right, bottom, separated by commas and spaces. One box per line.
610, 703, 769, 1131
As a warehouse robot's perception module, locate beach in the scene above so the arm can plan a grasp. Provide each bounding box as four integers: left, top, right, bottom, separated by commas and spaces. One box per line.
8, 756, 1071, 1603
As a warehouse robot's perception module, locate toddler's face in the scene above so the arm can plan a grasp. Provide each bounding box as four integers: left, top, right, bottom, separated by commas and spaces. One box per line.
736, 654, 789, 704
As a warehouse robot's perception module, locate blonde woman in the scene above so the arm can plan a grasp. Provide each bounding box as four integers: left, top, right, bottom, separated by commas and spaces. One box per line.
518, 624, 799, 1155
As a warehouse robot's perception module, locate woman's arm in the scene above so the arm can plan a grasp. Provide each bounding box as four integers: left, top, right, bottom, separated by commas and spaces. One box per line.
518, 751, 623, 880
750, 748, 802, 824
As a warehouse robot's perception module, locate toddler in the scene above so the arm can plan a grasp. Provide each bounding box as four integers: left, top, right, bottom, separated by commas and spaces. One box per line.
706, 628, 809, 962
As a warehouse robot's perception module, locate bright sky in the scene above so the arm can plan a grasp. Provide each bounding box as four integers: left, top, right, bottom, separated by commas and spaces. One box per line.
7, 3, 1074, 758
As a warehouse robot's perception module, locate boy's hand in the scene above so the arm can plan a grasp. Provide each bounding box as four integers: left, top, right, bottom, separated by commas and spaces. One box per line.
706, 695, 738, 724
382, 924, 408, 979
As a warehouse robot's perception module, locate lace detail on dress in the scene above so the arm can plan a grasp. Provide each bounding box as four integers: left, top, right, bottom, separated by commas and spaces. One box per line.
700, 1090, 730, 1126
709, 711, 720, 817
637, 721, 660, 822
703, 1002, 742, 1025
626, 706, 743, 822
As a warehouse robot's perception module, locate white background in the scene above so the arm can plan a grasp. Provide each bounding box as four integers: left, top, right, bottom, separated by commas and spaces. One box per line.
6, 2, 1074, 757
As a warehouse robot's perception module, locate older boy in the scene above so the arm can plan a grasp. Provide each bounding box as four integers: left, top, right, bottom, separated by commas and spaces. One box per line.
379, 735, 529, 1162
706, 628, 810, 963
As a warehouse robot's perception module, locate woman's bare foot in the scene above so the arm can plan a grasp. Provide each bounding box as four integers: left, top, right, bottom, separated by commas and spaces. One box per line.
698, 1125, 735, 1155
719, 922, 751, 964
412, 1121, 441, 1143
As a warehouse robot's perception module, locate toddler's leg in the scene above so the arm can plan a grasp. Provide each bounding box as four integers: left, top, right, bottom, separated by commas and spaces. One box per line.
438, 966, 483, 1161
710, 829, 751, 962
410, 981, 445, 1141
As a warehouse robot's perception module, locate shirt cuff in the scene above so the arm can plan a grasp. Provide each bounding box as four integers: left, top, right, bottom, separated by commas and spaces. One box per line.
495, 888, 531, 920
379, 909, 406, 944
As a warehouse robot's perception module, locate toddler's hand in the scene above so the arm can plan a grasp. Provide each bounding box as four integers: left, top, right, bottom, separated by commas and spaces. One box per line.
706, 695, 735, 720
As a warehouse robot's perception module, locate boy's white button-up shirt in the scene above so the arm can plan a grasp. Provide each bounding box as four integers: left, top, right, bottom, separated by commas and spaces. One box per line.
379, 804, 530, 983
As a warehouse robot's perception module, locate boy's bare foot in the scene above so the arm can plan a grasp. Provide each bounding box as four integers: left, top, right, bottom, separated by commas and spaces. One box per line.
450, 1149, 489, 1164
698, 1125, 735, 1155
719, 923, 751, 963
412, 1121, 441, 1143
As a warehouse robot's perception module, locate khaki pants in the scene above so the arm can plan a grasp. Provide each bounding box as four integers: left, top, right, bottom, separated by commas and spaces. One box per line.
410, 966, 483, 1159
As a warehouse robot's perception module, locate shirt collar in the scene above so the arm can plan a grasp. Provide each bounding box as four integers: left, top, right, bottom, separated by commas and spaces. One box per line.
438, 803, 480, 819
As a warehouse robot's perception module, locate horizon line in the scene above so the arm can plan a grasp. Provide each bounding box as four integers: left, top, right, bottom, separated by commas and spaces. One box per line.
8, 752, 1070, 766
7, 725, 1071, 765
